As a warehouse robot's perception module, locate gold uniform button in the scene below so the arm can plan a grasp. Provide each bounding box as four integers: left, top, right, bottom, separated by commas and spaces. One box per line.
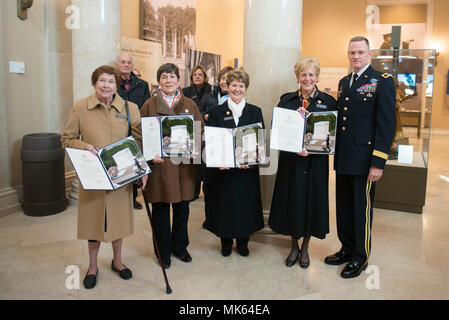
342, 127, 346, 131
345, 97, 349, 101
343, 117, 347, 121
344, 107, 348, 111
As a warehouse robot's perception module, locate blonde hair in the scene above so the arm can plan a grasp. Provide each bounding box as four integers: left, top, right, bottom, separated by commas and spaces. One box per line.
294, 57, 321, 78
226, 68, 250, 88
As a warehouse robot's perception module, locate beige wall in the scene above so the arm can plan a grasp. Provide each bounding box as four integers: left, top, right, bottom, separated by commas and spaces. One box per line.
3, 0, 46, 187
302, 0, 367, 68
379, 4, 427, 24
431, 0, 449, 130
195, 0, 244, 67
121, 0, 245, 68
2, 0, 73, 188
121, 0, 140, 39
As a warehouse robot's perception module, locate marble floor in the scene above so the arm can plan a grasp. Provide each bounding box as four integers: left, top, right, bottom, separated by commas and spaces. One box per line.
1, 136, 449, 300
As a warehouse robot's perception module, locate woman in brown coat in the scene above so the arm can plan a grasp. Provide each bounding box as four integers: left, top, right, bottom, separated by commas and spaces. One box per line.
141, 63, 203, 269
61, 65, 147, 289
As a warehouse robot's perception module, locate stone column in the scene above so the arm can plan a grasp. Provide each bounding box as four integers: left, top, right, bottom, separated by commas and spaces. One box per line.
71, 0, 121, 101
243, 0, 303, 231
69, 0, 121, 201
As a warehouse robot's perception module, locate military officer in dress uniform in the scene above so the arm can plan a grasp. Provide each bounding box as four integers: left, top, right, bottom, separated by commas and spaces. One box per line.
324, 36, 396, 278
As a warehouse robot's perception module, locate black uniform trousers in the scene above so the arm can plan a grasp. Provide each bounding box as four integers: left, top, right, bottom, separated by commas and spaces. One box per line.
151, 201, 190, 261
336, 174, 375, 265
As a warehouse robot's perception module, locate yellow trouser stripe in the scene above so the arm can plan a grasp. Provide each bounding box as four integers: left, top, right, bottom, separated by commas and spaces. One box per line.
373, 150, 388, 160
365, 181, 372, 261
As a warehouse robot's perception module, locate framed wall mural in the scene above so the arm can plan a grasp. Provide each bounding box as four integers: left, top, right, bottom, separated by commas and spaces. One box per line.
140, 0, 197, 87
185, 49, 221, 87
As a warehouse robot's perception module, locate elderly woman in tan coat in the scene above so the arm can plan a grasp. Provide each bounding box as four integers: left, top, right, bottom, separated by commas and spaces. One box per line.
141, 63, 203, 269
61, 65, 147, 289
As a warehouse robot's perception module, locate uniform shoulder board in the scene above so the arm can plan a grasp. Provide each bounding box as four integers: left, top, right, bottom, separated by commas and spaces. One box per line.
381, 73, 393, 79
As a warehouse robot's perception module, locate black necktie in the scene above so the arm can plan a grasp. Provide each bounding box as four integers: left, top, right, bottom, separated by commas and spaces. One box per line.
350, 73, 358, 89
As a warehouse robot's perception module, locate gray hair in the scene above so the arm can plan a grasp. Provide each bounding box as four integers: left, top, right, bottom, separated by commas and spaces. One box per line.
349, 36, 370, 49
117, 53, 134, 64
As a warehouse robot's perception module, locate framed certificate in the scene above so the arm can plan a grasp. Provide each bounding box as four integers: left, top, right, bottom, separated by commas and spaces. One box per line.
65, 136, 151, 190
141, 114, 196, 159
204, 122, 267, 168
270, 107, 337, 155
304, 111, 337, 154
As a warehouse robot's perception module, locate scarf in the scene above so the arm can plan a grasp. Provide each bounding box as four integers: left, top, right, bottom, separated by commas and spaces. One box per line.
218, 90, 230, 105
298, 87, 318, 109
228, 98, 246, 126
160, 87, 181, 109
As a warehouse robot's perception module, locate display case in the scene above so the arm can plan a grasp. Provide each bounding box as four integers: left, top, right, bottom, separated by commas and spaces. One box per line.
369, 49, 435, 214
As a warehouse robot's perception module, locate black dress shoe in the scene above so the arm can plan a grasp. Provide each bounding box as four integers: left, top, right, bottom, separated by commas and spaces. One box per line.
83, 270, 98, 289
133, 200, 143, 210
173, 251, 192, 263
324, 250, 352, 265
341, 260, 367, 279
111, 260, 132, 280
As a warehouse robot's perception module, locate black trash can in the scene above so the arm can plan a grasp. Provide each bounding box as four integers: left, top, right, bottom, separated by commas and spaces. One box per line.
21, 133, 68, 216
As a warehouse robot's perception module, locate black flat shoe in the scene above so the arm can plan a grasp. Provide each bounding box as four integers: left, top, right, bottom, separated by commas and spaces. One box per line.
83, 270, 98, 289
324, 250, 352, 265
111, 260, 132, 280
133, 200, 143, 210
299, 258, 310, 269
340, 260, 367, 279
285, 256, 298, 267
237, 246, 249, 257
173, 251, 192, 263
221, 246, 232, 257
221, 238, 233, 257
299, 250, 310, 269
157, 258, 171, 269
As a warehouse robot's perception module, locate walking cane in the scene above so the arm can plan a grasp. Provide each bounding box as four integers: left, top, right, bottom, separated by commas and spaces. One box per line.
139, 183, 172, 294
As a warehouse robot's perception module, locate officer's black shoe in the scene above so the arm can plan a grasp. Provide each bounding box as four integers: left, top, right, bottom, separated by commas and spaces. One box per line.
324, 250, 352, 265
173, 250, 192, 263
133, 200, 143, 210
341, 260, 367, 279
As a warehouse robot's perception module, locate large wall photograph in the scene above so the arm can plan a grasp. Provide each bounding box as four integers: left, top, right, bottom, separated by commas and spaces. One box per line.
141, 0, 197, 87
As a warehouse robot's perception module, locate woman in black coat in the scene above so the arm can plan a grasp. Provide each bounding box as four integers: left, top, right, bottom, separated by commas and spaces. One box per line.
269, 57, 337, 269
198, 66, 234, 123
182, 65, 212, 201
204, 68, 264, 257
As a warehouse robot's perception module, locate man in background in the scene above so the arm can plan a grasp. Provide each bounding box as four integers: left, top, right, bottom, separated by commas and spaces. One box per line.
116, 54, 151, 210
